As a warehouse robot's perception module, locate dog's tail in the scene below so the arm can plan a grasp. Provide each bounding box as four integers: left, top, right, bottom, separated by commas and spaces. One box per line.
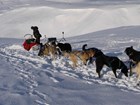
82, 44, 87, 51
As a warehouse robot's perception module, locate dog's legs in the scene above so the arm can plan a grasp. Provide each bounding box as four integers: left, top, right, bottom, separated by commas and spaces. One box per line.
134, 62, 140, 86
71, 56, 77, 68
136, 68, 140, 86
96, 69, 102, 78
88, 57, 93, 65
95, 58, 104, 78
72, 62, 77, 68
136, 75, 140, 86
112, 69, 117, 78
96, 65, 103, 78
129, 61, 133, 76
83, 59, 88, 66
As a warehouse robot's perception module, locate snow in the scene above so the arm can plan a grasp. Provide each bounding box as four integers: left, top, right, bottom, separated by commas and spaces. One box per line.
0, 0, 140, 105
1, 0, 140, 38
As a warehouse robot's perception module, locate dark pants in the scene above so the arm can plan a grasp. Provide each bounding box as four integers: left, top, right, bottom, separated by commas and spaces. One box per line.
35, 37, 40, 44
38, 43, 44, 56
35, 37, 43, 56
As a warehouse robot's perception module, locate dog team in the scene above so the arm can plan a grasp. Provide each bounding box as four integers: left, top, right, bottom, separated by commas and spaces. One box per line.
31, 26, 140, 85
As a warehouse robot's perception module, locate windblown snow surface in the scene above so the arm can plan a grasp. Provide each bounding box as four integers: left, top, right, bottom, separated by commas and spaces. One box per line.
1, 0, 140, 105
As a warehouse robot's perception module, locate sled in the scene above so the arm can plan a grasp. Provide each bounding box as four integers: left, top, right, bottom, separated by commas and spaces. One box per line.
48, 37, 57, 43
23, 34, 38, 51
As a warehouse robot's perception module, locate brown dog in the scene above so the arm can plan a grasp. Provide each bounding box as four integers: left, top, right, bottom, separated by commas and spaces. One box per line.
63, 49, 95, 67
41, 42, 59, 59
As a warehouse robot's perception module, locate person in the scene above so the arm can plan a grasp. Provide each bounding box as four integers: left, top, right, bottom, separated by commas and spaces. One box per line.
31, 26, 42, 44
31, 26, 43, 56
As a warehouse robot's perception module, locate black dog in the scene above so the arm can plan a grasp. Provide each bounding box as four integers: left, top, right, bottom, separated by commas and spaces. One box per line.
82, 44, 128, 78
95, 54, 128, 78
125, 46, 140, 64
125, 46, 140, 76
57, 42, 72, 53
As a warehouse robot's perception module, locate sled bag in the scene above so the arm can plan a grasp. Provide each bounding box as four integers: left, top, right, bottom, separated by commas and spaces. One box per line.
23, 39, 37, 51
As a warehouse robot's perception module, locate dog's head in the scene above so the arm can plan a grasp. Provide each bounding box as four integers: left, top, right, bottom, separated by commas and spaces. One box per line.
31, 26, 38, 30
124, 46, 134, 57
86, 49, 95, 58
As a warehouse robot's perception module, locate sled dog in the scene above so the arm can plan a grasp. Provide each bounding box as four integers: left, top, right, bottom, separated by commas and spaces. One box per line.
63, 49, 95, 67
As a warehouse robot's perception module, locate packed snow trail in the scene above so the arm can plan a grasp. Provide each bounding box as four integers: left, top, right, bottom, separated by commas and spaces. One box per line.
0, 43, 140, 94
1, 26, 140, 105
1, 31, 140, 104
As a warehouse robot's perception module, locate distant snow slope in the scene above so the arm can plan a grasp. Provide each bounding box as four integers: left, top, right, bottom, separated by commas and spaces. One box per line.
0, 0, 140, 38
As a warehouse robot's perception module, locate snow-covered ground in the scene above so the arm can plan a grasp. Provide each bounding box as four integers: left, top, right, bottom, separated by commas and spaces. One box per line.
1, 0, 140, 105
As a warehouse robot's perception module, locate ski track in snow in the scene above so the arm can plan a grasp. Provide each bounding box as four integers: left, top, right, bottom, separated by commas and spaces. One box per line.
0, 42, 140, 104
0, 45, 50, 105
0, 45, 140, 88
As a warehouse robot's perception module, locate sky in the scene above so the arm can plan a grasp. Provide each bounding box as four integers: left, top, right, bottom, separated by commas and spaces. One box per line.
0, 0, 140, 105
